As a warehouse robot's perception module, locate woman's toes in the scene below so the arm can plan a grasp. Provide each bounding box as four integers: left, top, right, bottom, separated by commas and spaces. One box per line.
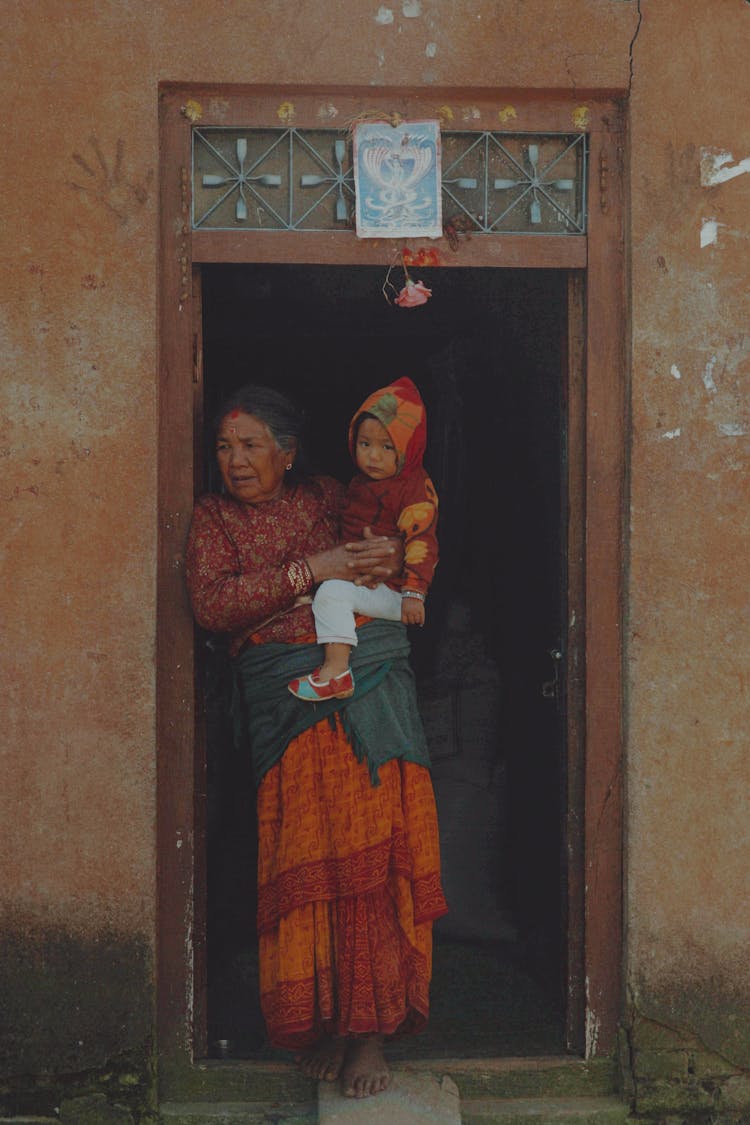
295, 1037, 346, 1082
341, 1037, 390, 1098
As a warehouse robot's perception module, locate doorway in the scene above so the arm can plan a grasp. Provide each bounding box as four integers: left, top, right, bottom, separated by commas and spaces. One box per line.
198, 263, 569, 1059
157, 90, 625, 1077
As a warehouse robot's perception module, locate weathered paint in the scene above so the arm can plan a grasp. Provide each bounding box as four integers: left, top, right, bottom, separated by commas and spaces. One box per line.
700, 148, 750, 186
628, 0, 750, 1085
585, 1013, 601, 1060
180, 99, 202, 123
207, 97, 230, 122
0, 925, 154, 1117
572, 105, 590, 130
700, 217, 721, 248
702, 356, 718, 395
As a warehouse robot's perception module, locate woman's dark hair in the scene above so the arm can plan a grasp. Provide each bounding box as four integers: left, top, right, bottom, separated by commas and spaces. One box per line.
213, 384, 306, 454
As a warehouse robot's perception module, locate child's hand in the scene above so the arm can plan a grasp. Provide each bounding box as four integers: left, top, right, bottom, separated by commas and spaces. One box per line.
401, 598, 425, 627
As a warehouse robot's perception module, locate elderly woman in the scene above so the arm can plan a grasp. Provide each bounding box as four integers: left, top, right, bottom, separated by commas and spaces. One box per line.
186, 384, 447, 1099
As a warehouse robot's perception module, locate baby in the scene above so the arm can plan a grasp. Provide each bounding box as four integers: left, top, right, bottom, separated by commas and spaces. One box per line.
289, 376, 439, 701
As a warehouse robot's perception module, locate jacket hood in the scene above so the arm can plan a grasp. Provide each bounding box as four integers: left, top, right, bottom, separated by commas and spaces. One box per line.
348, 377, 427, 476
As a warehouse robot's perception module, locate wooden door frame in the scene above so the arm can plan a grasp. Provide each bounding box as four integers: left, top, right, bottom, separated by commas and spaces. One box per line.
157, 83, 625, 1080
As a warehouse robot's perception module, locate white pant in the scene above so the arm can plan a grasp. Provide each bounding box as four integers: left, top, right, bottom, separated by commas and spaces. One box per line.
312, 579, 402, 646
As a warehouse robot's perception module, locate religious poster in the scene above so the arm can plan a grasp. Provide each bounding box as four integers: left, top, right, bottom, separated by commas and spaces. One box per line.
353, 119, 442, 239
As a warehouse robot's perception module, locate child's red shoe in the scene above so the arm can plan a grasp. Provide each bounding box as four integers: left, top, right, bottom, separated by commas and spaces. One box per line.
288, 668, 355, 701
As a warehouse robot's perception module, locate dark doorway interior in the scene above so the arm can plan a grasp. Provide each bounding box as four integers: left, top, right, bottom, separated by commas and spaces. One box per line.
198, 263, 568, 1059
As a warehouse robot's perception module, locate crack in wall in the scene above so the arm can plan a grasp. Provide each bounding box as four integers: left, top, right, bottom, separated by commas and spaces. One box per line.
628, 0, 643, 89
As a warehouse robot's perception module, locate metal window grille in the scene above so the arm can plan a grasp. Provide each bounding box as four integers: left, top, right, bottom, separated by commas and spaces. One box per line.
192, 127, 587, 235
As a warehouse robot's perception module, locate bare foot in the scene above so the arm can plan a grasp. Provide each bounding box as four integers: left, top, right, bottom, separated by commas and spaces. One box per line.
295, 1035, 347, 1082
341, 1035, 391, 1098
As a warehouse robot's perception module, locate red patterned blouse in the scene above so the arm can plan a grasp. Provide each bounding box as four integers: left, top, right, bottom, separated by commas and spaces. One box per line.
186, 475, 344, 655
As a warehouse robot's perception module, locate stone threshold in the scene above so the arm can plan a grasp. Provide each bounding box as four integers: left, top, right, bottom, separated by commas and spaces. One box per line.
160, 1054, 618, 1105
159, 1056, 631, 1125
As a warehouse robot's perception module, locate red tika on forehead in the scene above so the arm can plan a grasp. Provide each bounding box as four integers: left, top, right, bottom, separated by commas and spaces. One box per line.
229, 409, 241, 419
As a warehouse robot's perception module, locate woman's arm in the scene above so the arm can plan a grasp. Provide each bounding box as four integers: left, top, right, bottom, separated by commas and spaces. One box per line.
186, 499, 314, 634
186, 496, 405, 635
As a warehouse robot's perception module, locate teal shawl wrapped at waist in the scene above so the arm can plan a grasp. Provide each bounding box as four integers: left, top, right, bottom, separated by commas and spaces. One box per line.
232, 619, 430, 787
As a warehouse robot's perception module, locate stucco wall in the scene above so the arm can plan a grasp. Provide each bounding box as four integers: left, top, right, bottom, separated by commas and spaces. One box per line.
1, 0, 748, 1116
626, 0, 750, 1106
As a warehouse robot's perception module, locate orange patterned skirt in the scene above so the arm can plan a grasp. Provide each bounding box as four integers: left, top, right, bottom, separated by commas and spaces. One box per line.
256, 713, 447, 1048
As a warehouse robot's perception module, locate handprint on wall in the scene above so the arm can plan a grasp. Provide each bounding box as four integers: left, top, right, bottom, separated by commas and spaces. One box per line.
67, 135, 153, 225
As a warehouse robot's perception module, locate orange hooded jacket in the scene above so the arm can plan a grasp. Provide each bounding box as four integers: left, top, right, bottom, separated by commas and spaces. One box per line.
341, 377, 439, 597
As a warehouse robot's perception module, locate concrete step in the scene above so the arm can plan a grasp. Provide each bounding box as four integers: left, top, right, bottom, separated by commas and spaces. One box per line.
433, 1058, 618, 1102
160, 1093, 632, 1125
0, 1119, 60, 1124
160, 1056, 616, 1105
319, 1071, 460, 1123
158, 1058, 628, 1124
159, 1102, 317, 1125
461, 1095, 632, 1124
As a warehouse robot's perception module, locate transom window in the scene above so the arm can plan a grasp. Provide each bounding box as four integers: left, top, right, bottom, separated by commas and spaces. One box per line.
192, 127, 587, 235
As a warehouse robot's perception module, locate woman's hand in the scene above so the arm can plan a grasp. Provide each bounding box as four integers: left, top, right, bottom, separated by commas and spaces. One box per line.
307, 527, 404, 588
346, 526, 405, 588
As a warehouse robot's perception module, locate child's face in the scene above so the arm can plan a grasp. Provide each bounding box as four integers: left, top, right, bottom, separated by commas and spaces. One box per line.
355, 417, 398, 480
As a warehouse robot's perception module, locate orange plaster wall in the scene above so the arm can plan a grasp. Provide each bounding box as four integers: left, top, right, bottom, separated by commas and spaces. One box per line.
626, 0, 750, 1061
2, 14, 160, 939
0, 0, 634, 942
2, 0, 748, 1066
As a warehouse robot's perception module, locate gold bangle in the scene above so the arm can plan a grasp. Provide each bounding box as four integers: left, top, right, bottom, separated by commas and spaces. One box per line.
286, 558, 313, 597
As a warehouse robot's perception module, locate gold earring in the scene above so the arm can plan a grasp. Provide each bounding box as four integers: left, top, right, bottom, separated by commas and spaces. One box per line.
286, 463, 293, 471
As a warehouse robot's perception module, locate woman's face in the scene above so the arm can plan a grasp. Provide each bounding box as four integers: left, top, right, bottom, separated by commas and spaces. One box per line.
216, 411, 293, 504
